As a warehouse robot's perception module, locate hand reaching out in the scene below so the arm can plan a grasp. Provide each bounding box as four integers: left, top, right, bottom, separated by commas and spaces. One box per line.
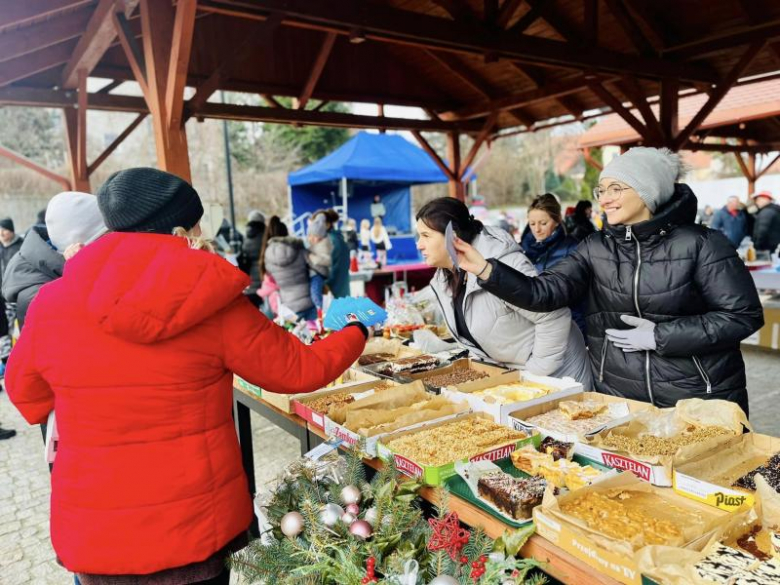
452, 237, 491, 279
63, 243, 84, 260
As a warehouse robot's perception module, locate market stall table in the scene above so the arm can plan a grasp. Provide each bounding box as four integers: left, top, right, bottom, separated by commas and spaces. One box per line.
232, 386, 624, 585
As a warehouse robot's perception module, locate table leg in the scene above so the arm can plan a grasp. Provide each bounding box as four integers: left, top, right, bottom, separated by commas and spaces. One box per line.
234, 400, 259, 537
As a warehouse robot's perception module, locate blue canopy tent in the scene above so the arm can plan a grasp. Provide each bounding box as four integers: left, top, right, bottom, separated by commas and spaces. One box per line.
288, 131, 455, 263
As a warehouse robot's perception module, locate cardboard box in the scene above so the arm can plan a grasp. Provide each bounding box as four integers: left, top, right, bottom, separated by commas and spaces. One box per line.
292, 380, 391, 430
402, 358, 511, 392
534, 473, 729, 585
261, 369, 381, 413
377, 412, 540, 486
234, 374, 261, 397
673, 433, 780, 511
441, 370, 583, 425
508, 392, 653, 443
355, 338, 422, 372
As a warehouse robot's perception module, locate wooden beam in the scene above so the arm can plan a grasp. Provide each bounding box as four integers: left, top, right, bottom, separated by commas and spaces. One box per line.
582, 147, 603, 171
430, 0, 473, 21
684, 142, 780, 154
165, 0, 197, 129
261, 94, 286, 108
0, 144, 71, 190
425, 50, 494, 99
622, 1, 669, 49
225, 0, 719, 83
97, 79, 123, 94
298, 32, 337, 110
62, 107, 90, 192
88, 113, 148, 175
664, 20, 780, 60
588, 82, 652, 141
0, 6, 92, 64
460, 113, 497, 179
113, 11, 148, 97
0, 0, 91, 32
312, 100, 329, 112
443, 75, 614, 120
736, 0, 780, 69
187, 15, 282, 117
483, 0, 499, 25
62, 0, 140, 89
674, 42, 765, 150
496, 0, 523, 29
461, 139, 492, 182
584, 0, 598, 45
524, 0, 582, 41
411, 131, 456, 180
77, 69, 88, 184
0, 86, 148, 112
757, 153, 780, 179
447, 132, 465, 200
508, 5, 541, 33
196, 101, 484, 132
0, 39, 79, 88
660, 78, 678, 145
602, 0, 656, 56
619, 77, 664, 143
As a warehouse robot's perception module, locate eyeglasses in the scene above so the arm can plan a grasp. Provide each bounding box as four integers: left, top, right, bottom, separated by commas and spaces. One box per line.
593, 184, 632, 201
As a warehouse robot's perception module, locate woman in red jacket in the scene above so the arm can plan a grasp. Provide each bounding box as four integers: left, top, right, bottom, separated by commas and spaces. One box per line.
6, 168, 368, 585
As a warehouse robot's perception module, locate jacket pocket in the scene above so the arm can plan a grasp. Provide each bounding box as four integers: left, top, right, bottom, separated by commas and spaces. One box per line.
599, 337, 608, 383
692, 356, 712, 394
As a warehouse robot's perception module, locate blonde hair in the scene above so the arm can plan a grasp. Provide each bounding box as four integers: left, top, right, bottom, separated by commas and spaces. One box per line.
172, 226, 216, 253
372, 217, 384, 239
360, 219, 371, 231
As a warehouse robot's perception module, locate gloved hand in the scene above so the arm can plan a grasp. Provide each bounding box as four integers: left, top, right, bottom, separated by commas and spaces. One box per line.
605, 315, 657, 353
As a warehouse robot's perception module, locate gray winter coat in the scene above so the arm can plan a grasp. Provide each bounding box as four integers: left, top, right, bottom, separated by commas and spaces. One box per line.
264, 237, 314, 314
430, 226, 592, 388
2, 227, 64, 329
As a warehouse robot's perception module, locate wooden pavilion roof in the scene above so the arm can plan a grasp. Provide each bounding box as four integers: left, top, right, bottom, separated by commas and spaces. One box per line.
3, 0, 780, 135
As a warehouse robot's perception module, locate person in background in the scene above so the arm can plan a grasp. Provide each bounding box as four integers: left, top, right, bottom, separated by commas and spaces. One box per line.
241, 210, 266, 308
371, 217, 392, 268
417, 197, 591, 386
0, 217, 22, 371
453, 147, 762, 415
311, 209, 350, 298
257, 216, 289, 318
566, 200, 596, 242
711, 195, 750, 248
262, 216, 316, 321
3, 192, 106, 332
751, 191, 780, 254
6, 168, 368, 585
359, 218, 372, 265
697, 204, 715, 227
306, 214, 333, 312
521, 193, 586, 337
370, 194, 386, 220
344, 218, 359, 257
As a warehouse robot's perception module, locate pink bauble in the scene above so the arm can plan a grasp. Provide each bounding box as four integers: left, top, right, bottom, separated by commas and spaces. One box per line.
346, 503, 360, 515
349, 519, 374, 539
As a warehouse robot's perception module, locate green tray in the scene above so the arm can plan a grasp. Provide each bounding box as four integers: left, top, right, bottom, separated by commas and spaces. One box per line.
445, 455, 613, 528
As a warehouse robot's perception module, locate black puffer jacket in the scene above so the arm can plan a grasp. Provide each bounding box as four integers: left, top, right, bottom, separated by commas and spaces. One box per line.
753, 203, 780, 253
480, 184, 763, 415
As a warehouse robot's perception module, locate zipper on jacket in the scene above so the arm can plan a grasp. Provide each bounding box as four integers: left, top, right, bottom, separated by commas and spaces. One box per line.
599, 336, 608, 383
692, 356, 712, 394
629, 228, 655, 406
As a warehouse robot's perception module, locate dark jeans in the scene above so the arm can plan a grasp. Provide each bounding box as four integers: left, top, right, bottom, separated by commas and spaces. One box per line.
74, 569, 230, 585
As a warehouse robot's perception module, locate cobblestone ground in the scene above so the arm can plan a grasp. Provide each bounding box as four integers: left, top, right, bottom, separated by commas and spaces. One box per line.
0, 347, 778, 584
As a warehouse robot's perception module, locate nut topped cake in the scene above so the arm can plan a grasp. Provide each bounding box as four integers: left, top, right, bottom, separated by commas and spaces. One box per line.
477, 471, 547, 520
733, 453, 780, 492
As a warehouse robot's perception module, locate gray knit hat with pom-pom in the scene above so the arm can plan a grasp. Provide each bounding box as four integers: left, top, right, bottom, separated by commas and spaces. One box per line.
600, 147, 687, 213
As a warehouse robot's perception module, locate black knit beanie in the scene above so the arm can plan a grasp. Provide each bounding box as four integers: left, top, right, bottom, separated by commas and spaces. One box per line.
0, 218, 14, 232
97, 168, 204, 234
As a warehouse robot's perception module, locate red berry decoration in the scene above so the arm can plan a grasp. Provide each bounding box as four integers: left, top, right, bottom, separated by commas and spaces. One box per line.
460, 555, 469, 564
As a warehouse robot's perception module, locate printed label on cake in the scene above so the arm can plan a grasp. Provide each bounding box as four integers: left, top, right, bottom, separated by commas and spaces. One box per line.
394, 455, 423, 478
674, 473, 752, 510
470, 443, 517, 463
601, 453, 652, 482
510, 418, 535, 435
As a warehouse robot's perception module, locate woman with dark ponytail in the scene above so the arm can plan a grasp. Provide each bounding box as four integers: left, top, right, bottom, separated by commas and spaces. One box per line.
416, 197, 591, 386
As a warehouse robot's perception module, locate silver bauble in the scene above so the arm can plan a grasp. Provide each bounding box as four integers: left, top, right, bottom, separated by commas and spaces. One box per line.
318, 503, 343, 527
429, 576, 459, 585
364, 507, 379, 526
280, 511, 304, 538
341, 511, 357, 525
340, 485, 362, 505
348, 519, 373, 539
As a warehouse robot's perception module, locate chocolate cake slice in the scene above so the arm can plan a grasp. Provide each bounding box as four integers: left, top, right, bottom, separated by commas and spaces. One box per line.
540, 436, 574, 461
358, 353, 395, 366
389, 354, 439, 375
694, 544, 757, 584
477, 471, 547, 520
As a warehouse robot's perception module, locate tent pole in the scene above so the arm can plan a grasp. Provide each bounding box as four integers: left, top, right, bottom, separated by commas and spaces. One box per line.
341, 177, 348, 224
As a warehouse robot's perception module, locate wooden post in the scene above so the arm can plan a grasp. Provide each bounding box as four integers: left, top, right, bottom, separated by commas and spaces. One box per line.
136, 0, 194, 181
660, 78, 679, 148
747, 152, 757, 197
62, 69, 90, 192
447, 132, 465, 201
378, 103, 386, 134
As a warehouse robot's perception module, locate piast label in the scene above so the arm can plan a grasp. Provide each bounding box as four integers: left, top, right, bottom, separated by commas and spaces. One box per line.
601, 453, 652, 482
714, 492, 748, 508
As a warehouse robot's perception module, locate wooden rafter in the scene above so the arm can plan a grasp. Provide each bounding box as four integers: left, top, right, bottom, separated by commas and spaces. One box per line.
508, 5, 541, 33
76, 69, 88, 183
297, 32, 337, 110
164, 0, 197, 129
0, 5, 92, 64
757, 153, 780, 179
424, 50, 494, 99
483, 0, 499, 25
219, 1, 719, 83
88, 113, 148, 175
660, 78, 679, 144
0, 144, 71, 190
584, 0, 598, 44
62, 0, 139, 89
0, 0, 91, 32
461, 139, 492, 182
0, 39, 79, 88
674, 42, 765, 149
460, 113, 497, 178
97, 79, 123, 94
736, 0, 780, 68
495, 0, 523, 29
622, 1, 669, 49
411, 131, 456, 180
261, 94, 285, 108
312, 100, 329, 112
523, 0, 582, 42
664, 20, 780, 60
602, 0, 656, 56
619, 77, 664, 143
113, 12, 148, 97
446, 132, 465, 199
430, 0, 473, 21
588, 81, 651, 140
